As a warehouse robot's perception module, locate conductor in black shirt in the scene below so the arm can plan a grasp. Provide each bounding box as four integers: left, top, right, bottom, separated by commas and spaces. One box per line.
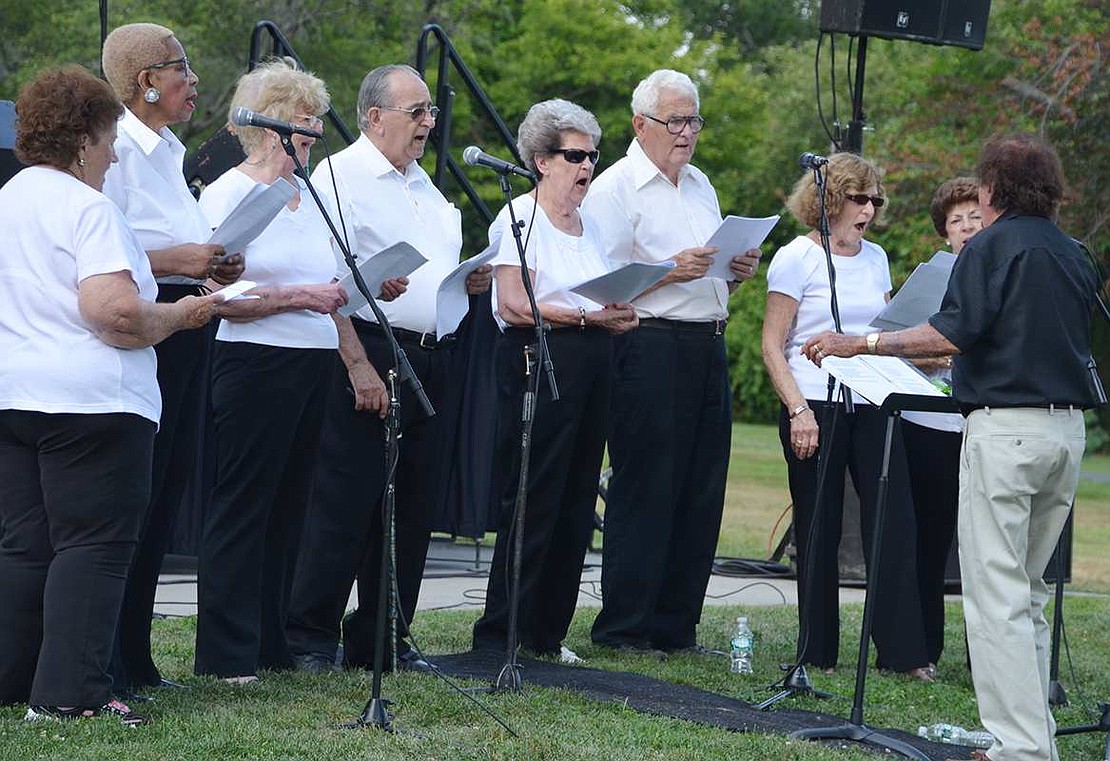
803, 133, 1098, 761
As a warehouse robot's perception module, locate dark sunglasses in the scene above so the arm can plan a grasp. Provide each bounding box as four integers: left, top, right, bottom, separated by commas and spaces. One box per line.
845, 193, 886, 208
552, 148, 599, 165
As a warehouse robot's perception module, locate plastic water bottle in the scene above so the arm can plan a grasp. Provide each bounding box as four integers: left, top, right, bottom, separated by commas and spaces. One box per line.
729, 616, 754, 674
917, 723, 994, 748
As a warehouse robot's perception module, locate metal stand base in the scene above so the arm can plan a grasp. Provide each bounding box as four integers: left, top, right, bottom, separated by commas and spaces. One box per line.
756, 666, 833, 710
790, 723, 928, 761
344, 697, 394, 731
1057, 702, 1110, 761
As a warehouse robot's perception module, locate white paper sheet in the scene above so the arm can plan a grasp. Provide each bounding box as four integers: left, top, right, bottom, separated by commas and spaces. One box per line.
568, 261, 676, 306
871, 250, 957, 330
337, 241, 428, 317
704, 214, 780, 281
213, 279, 258, 302
207, 177, 296, 256
822, 355, 945, 407
435, 245, 499, 338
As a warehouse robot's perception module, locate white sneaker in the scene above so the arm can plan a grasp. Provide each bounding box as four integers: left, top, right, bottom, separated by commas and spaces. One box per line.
558, 646, 585, 665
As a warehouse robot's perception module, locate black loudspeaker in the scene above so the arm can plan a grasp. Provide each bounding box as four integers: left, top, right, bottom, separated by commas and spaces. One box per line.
183, 125, 245, 199
820, 0, 991, 50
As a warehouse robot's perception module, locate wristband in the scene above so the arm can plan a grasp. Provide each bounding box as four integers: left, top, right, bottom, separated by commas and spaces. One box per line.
789, 404, 810, 419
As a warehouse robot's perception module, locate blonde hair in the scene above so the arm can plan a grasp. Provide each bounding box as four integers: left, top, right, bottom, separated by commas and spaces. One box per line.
227, 58, 330, 155
786, 152, 886, 229
102, 22, 176, 104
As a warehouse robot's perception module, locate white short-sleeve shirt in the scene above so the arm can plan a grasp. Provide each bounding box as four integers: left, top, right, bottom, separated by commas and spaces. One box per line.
198, 169, 339, 350
766, 235, 892, 405
584, 139, 728, 321
310, 134, 463, 334
487, 193, 611, 331
0, 167, 161, 423
102, 107, 210, 286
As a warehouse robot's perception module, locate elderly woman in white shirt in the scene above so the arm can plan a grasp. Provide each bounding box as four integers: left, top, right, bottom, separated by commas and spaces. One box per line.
193, 59, 348, 683
761, 152, 933, 681
471, 99, 637, 664
100, 22, 243, 697
0, 66, 217, 724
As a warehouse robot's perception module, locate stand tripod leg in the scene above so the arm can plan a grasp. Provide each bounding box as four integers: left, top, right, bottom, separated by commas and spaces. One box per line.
755, 666, 833, 711
1048, 512, 1072, 706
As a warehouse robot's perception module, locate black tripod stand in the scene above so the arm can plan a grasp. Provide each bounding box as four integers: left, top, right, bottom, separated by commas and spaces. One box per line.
274, 135, 434, 731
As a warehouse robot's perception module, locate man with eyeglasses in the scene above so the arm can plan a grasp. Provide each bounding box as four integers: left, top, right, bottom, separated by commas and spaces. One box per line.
584, 69, 760, 655
285, 64, 491, 675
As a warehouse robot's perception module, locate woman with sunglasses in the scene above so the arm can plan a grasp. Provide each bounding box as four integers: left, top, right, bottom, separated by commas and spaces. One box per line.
472, 99, 638, 664
100, 22, 244, 699
761, 152, 933, 681
193, 59, 348, 683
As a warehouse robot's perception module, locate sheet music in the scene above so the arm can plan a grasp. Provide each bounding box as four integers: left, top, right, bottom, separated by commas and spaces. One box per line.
213, 279, 258, 302
435, 244, 498, 338
871, 251, 957, 330
569, 261, 676, 305
822, 355, 945, 407
704, 215, 780, 281
337, 241, 427, 317
207, 177, 296, 256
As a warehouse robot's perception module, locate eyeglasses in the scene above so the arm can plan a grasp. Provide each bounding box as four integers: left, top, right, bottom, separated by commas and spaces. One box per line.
845, 193, 886, 208
643, 114, 706, 134
552, 148, 599, 165
294, 114, 324, 129
143, 56, 191, 77
381, 105, 439, 122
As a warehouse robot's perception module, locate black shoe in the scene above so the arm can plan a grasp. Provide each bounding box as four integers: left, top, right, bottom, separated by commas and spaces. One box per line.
293, 652, 340, 674
604, 642, 668, 660
397, 650, 435, 674
156, 678, 186, 690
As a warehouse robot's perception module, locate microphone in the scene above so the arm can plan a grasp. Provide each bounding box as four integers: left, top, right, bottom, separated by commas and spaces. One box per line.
231, 106, 323, 139
463, 146, 536, 182
800, 152, 829, 170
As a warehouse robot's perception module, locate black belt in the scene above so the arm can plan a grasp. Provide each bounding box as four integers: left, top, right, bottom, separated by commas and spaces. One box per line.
351, 317, 456, 350
638, 317, 726, 336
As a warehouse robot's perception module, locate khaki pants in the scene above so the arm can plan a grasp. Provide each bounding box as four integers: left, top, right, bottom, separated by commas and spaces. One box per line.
959, 407, 1085, 761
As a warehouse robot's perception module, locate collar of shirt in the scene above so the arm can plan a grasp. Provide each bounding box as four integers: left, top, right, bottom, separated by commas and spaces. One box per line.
351, 132, 426, 186
625, 138, 692, 191
118, 107, 185, 164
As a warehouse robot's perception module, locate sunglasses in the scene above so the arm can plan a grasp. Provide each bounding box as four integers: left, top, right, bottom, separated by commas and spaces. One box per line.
381, 105, 440, 122
552, 148, 599, 164
845, 193, 886, 208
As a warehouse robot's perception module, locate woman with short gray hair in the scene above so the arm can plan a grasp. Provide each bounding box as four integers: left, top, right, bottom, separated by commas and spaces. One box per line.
472, 99, 637, 664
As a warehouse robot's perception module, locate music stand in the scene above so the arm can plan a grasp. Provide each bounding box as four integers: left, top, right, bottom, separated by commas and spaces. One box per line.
790, 390, 958, 761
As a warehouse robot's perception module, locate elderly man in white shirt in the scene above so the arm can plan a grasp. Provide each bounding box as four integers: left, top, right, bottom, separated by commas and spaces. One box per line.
285, 64, 491, 674
584, 69, 759, 654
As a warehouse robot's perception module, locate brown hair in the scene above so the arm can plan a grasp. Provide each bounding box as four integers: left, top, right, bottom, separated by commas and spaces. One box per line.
102, 22, 176, 104
786, 152, 885, 229
977, 133, 1065, 218
15, 65, 123, 169
929, 177, 979, 236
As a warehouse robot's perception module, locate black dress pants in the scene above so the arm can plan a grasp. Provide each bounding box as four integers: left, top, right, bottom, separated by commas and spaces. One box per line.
779, 401, 930, 671
285, 322, 450, 666
193, 343, 331, 678
902, 420, 961, 665
0, 410, 154, 707
472, 327, 611, 656
591, 324, 731, 651
111, 284, 209, 691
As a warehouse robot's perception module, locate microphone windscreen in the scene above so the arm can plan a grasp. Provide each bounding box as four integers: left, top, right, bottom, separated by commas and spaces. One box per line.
230, 107, 251, 127
462, 146, 481, 166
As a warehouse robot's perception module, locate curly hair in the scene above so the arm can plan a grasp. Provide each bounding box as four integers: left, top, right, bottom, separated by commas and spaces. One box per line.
977, 133, 1065, 218
785, 152, 886, 229
102, 22, 176, 104
15, 65, 123, 169
928, 177, 979, 236
517, 98, 601, 179
227, 58, 330, 155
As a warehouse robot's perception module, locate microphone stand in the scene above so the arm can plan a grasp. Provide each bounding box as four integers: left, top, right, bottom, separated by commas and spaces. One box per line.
760, 162, 846, 709
275, 135, 433, 732
491, 170, 556, 692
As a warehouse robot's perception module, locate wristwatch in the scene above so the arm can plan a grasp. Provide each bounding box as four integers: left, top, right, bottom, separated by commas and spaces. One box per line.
866, 332, 881, 355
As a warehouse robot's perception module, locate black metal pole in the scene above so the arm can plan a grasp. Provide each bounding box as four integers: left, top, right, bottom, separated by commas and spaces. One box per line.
845, 36, 868, 155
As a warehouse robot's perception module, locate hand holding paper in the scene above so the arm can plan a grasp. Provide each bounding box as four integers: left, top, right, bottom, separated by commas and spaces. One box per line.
435, 245, 499, 337
337, 241, 427, 318
704, 215, 780, 280
207, 177, 297, 256
569, 261, 676, 305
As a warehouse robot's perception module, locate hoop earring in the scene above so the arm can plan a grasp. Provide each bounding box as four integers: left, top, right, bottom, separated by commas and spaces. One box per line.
143, 87, 161, 104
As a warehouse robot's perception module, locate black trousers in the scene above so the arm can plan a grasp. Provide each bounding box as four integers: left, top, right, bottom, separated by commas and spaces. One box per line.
111, 283, 209, 691
902, 420, 961, 665
590, 324, 731, 651
472, 327, 611, 656
285, 323, 450, 666
779, 401, 929, 671
0, 410, 154, 707
193, 343, 331, 678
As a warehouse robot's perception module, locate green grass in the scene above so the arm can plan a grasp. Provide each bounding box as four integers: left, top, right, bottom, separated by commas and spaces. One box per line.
4, 422, 1110, 760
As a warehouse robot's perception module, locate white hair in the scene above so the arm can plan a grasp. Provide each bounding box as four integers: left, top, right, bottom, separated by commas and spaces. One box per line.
630, 69, 699, 116
516, 99, 602, 179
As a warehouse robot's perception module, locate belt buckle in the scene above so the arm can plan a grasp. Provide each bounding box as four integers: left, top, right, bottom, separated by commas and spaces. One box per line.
714, 319, 725, 336
419, 332, 436, 349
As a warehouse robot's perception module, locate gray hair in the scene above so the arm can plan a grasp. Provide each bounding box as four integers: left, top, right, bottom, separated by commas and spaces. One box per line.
356, 64, 423, 131
630, 69, 699, 116
517, 99, 602, 179
228, 58, 329, 155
